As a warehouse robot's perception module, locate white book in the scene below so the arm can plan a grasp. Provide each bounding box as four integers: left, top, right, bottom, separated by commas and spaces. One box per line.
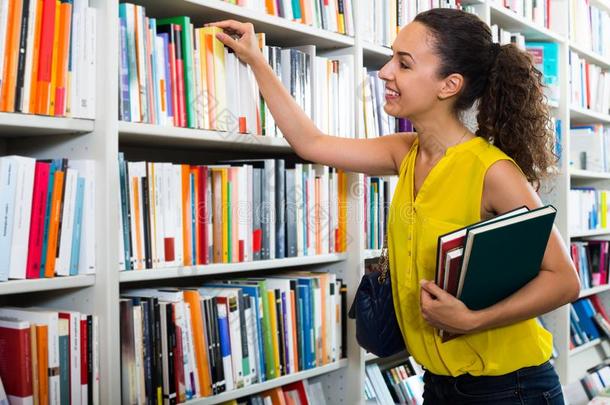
154, 36, 168, 126
152, 162, 166, 267
183, 303, 200, 398
172, 164, 184, 266
237, 166, 248, 261
225, 50, 239, 133
0, 308, 59, 405
245, 296, 258, 383
82, 7, 96, 119
57, 169, 77, 276
9, 156, 35, 280
132, 304, 145, 405
160, 163, 176, 267
0, 157, 18, 281
294, 164, 304, 257
0, 0, 9, 92
69, 160, 96, 274
366, 363, 394, 405
147, 163, 159, 268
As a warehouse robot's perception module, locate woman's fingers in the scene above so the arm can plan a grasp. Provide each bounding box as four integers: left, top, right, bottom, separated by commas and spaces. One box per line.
206, 19, 254, 36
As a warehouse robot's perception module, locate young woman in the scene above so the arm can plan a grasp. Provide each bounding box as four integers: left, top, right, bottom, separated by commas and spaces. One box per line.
209, 8, 580, 404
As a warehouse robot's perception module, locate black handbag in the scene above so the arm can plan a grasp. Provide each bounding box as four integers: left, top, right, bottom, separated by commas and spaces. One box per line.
348, 234, 406, 357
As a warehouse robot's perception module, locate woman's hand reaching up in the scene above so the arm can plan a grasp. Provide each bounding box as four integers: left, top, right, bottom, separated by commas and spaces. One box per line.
206, 20, 264, 66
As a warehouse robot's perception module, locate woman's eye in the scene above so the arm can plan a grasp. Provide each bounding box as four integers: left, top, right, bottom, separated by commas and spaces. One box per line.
400, 63, 409, 69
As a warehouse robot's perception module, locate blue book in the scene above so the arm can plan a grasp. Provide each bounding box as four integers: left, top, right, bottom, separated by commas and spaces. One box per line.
217, 304, 233, 388
118, 154, 132, 270
0, 158, 17, 281
40, 159, 62, 277
297, 281, 314, 369
118, 17, 130, 121
149, 18, 160, 125
158, 32, 173, 120
69, 178, 85, 275
190, 173, 196, 265
296, 289, 306, 370
573, 299, 601, 340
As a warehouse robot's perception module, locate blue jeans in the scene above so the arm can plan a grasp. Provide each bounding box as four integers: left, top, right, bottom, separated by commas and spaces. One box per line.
422, 360, 564, 404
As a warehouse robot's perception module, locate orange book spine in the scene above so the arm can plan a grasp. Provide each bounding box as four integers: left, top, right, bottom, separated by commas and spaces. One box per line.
181, 165, 192, 265
265, 0, 277, 15
0, 0, 24, 112
53, 1, 72, 116
35, 0, 56, 115
48, 0, 60, 114
44, 170, 64, 277
132, 177, 144, 270
183, 291, 213, 397
29, 0, 43, 114
36, 325, 49, 405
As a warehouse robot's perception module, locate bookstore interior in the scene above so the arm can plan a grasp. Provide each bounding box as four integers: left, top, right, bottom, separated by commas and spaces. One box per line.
0, 0, 610, 404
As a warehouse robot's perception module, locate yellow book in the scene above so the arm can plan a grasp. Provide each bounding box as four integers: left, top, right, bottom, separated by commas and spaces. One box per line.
48, 0, 61, 114
602, 191, 607, 229
267, 290, 280, 378
200, 27, 226, 131
196, 28, 209, 129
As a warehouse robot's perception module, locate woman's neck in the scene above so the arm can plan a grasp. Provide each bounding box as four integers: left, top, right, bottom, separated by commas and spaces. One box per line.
411, 115, 472, 159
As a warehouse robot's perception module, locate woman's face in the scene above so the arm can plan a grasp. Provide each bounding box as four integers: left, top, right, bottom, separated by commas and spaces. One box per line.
378, 22, 446, 119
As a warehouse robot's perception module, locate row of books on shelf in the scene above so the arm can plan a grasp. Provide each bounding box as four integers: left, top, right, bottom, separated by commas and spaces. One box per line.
0, 156, 95, 281
220, 379, 322, 405
565, 362, 610, 404
570, 0, 610, 60
119, 4, 354, 140
0, 307, 100, 405
361, 69, 413, 139
119, 272, 347, 403
493, 0, 557, 30
364, 358, 424, 405
118, 156, 348, 271
570, 52, 610, 117
570, 125, 610, 172
568, 188, 610, 235
571, 241, 610, 291
360, 0, 467, 48
0, 0, 96, 118
569, 295, 610, 348
218, 0, 354, 36
363, 176, 398, 250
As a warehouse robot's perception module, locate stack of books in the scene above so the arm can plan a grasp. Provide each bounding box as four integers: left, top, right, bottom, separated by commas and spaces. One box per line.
434, 205, 557, 341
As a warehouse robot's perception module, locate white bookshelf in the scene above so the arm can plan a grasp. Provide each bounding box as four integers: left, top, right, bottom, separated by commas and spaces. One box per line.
579, 284, 610, 299
1, 0, 609, 403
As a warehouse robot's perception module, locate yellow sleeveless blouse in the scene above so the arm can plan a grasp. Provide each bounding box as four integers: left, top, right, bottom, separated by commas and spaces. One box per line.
387, 136, 553, 377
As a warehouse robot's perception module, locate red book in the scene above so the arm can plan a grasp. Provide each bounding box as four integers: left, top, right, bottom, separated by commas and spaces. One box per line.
35, 0, 56, 115
197, 166, 208, 265
0, 318, 33, 404
26, 162, 51, 279
173, 24, 186, 128
282, 380, 309, 405
80, 318, 88, 400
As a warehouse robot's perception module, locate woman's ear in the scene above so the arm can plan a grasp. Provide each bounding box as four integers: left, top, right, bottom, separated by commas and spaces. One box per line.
438, 73, 464, 100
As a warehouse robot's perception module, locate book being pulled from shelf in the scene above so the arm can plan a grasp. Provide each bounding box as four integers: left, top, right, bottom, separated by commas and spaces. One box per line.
435, 205, 556, 341
0, 307, 99, 405
118, 155, 347, 271
569, 187, 610, 236
364, 356, 424, 405
118, 4, 355, 140
0, 156, 96, 282
570, 0, 610, 61
119, 272, 347, 402
217, 0, 355, 36
570, 52, 610, 116
0, 0, 96, 118
569, 125, 610, 173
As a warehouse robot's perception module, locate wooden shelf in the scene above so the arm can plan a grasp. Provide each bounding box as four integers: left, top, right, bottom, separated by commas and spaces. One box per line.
186, 359, 348, 405
119, 121, 293, 153
579, 284, 610, 299
120, 253, 348, 283
488, 3, 566, 42
132, 0, 354, 50
569, 43, 610, 70
570, 106, 610, 125
570, 169, 610, 180
569, 338, 603, 356
0, 275, 95, 295
0, 113, 94, 136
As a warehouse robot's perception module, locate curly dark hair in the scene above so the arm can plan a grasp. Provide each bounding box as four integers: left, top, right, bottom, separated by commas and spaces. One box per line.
414, 8, 556, 188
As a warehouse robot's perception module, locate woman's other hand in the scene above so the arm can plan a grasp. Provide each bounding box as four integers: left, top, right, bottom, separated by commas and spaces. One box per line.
420, 279, 480, 335
206, 20, 263, 66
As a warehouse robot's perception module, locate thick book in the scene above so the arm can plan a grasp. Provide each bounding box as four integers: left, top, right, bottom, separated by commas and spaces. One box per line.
457, 205, 556, 310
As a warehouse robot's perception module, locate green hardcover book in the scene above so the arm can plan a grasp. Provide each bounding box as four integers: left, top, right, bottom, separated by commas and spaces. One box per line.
457, 205, 557, 311
157, 16, 196, 128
